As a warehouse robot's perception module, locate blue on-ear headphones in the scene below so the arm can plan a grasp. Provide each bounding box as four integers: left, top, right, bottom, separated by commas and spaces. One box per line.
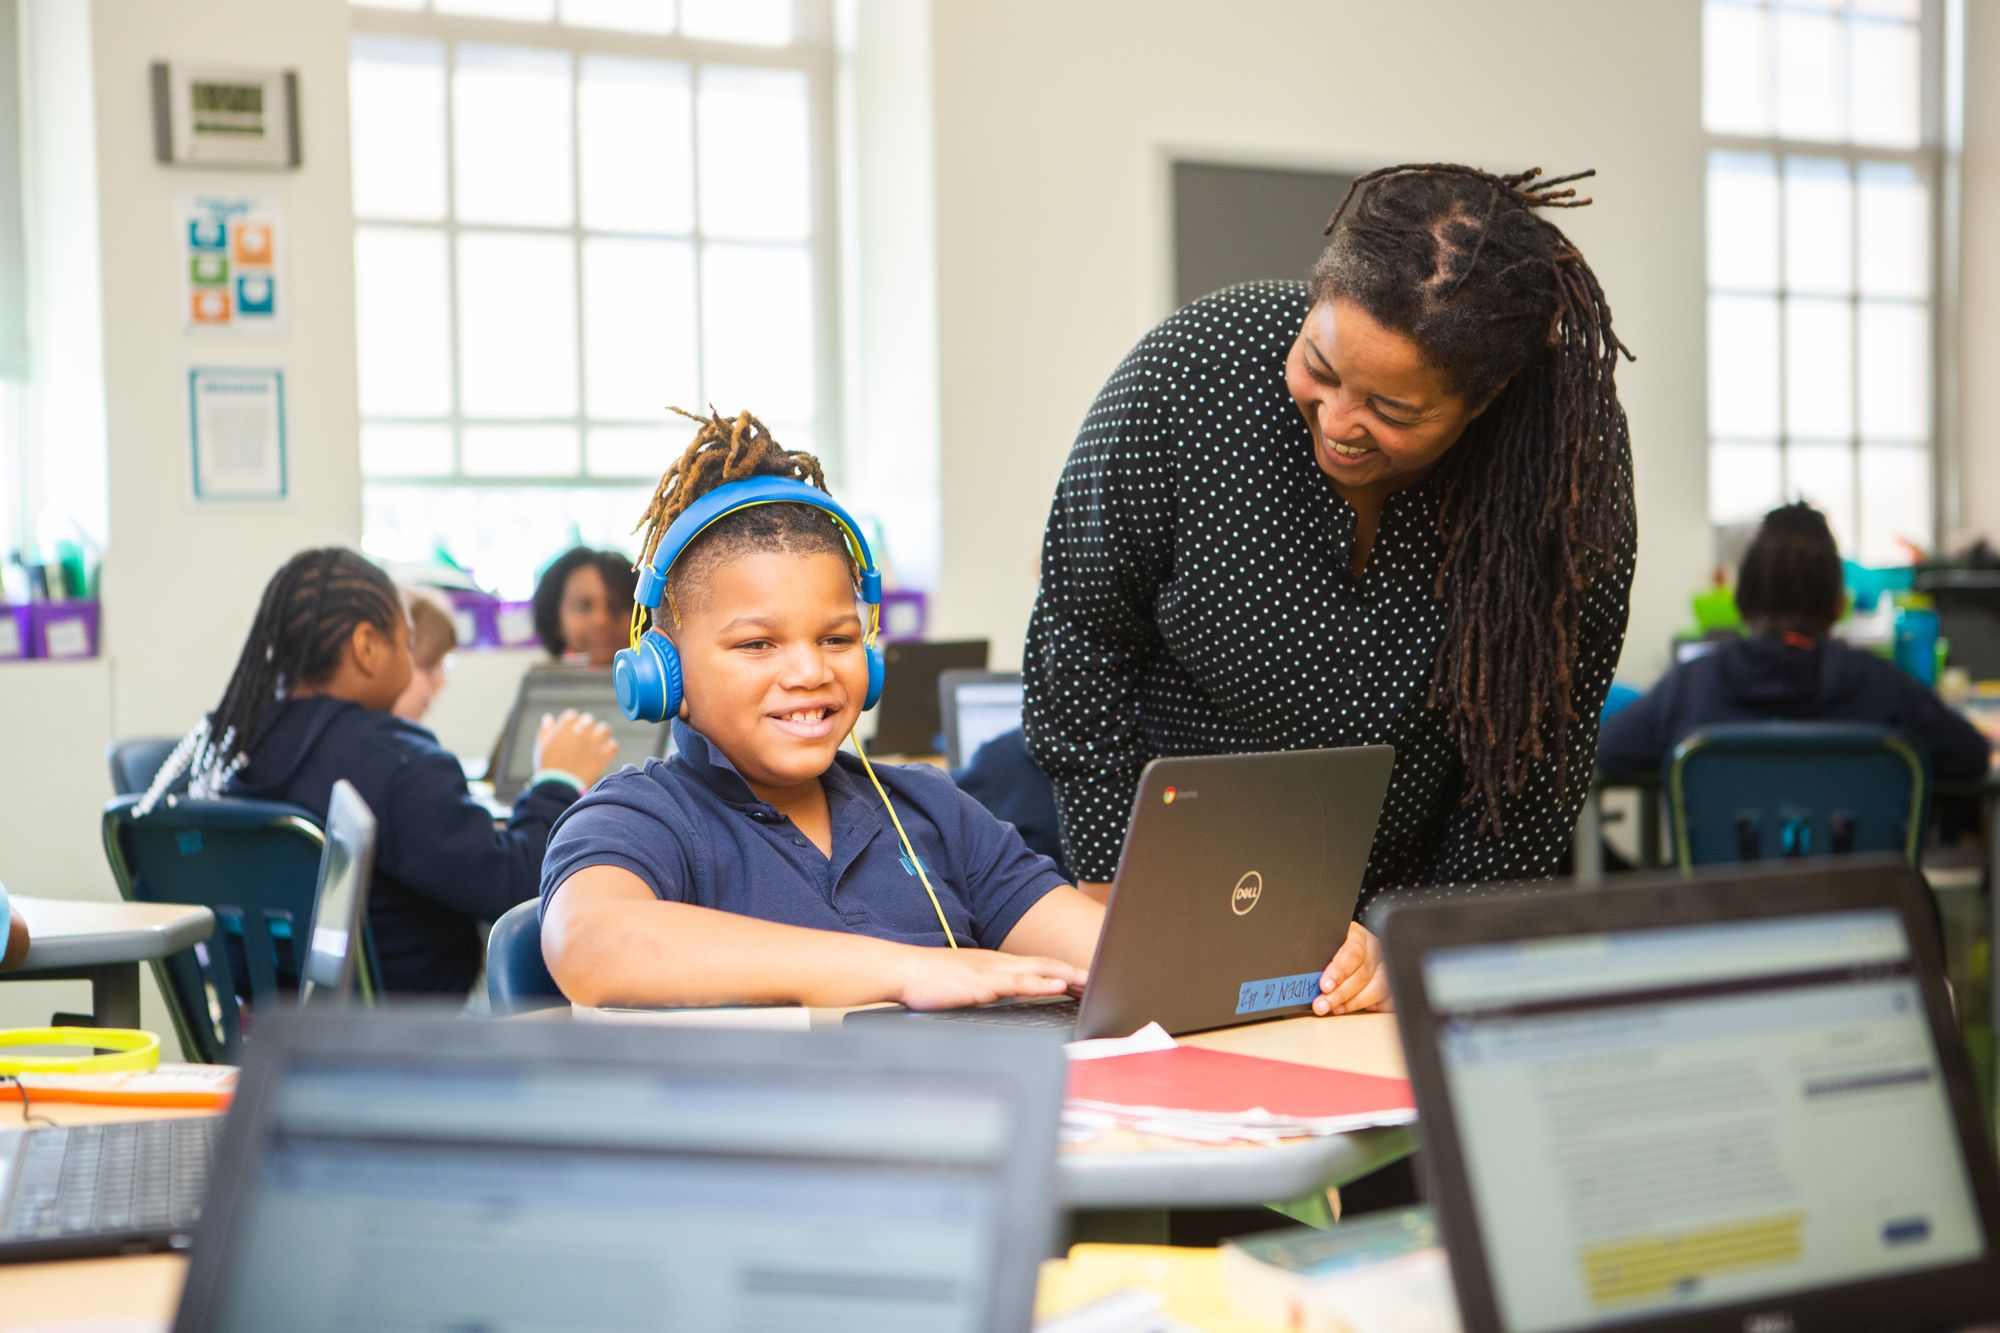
613, 476, 886, 724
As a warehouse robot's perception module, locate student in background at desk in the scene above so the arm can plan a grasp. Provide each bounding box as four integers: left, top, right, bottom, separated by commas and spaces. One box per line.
954, 728, 1069, 881
1597, 502, 1990, 783
533, 546, 637, 667
137, 548, 620, 996
0, 879, 27, 969
541, 409, 1104, 1010
392, 586, 456, 723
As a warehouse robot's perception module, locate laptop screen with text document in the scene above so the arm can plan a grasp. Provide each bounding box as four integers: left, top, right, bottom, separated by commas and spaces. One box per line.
1422, 908, 1989, 1333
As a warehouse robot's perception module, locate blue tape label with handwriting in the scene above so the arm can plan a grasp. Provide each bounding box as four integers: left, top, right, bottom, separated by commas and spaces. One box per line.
1235, 971, 1322, 1016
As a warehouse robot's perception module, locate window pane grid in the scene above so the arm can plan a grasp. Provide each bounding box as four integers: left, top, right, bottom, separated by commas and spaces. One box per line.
1702, 0, 1938, 566
351, 13, 827, 510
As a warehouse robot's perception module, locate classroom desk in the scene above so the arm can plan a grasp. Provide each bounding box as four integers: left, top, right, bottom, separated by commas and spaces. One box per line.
0, 1013, 1411, 1328
4, 896, 215, 1029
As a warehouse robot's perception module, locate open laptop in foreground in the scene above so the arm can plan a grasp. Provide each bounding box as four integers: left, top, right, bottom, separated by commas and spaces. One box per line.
1383, 858, 2000, 1333
171, 1013, 1065, 1333
852, 744, 1394, 1040
0, 782, 378, 1264
490, 665, 672, 802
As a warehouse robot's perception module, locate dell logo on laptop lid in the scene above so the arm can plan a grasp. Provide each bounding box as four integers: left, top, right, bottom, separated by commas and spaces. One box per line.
1231, 871, 1262, 915
1742, 1312, 1794, 1333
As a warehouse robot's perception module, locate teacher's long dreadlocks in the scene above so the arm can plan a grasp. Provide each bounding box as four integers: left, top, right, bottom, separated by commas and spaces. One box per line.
135, 549, 404, 815
1315, 163, 1634, 833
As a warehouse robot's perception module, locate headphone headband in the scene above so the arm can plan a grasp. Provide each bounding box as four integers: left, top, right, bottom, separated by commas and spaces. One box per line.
0, 1026, 162, 1075
634, 476, 883, 613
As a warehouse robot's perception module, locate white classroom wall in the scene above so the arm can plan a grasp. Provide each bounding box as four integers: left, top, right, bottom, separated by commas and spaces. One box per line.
922, 1, 1711, 677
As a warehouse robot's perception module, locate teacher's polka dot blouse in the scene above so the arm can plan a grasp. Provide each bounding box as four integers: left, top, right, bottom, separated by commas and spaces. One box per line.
1023, 281, 1635, 917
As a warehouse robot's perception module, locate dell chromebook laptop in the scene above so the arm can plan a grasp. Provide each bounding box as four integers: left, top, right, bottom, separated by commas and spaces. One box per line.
854, 744, 1394, 1040
1383, 858, 2000, 1333
172, 1013, 1066, 1333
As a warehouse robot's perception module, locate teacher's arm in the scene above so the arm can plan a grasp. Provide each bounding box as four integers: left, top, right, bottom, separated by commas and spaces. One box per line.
1023, 344, 1179, 888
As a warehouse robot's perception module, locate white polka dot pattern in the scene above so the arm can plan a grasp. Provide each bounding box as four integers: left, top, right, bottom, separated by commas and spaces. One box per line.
1022, 281, 1635, 914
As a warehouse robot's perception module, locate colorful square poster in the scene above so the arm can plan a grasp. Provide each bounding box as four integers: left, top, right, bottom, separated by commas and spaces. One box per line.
180, 194, 283, 334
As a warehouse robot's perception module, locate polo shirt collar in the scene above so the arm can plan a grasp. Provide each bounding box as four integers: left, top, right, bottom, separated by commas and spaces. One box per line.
670, 718, 870, 812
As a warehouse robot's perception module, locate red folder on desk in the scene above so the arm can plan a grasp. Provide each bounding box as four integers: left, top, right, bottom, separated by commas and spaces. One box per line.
1066, 1047, 1415, 1134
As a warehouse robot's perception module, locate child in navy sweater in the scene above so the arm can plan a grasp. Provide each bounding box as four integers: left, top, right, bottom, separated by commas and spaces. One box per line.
540, 412, 1114, 1011
140, 549, 618, 994
1598, 503, 1989, 784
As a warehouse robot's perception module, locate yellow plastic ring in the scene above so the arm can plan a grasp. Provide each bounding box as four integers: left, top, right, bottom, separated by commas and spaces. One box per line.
0, 1027, 162, 1075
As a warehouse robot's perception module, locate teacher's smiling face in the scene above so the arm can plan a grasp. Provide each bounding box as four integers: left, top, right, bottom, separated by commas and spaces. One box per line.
1285, 297, 1494, 499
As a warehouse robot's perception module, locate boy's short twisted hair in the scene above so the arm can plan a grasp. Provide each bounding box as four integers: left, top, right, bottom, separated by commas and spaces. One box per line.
633, 408, 853, 624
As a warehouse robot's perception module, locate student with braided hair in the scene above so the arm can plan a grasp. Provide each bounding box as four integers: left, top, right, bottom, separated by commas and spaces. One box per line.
540, 409, 1103, 1010
1027, 163, 1637, 1015
140, 548, 618, 995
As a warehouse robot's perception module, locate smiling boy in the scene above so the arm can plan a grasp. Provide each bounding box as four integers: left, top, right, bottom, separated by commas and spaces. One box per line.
539, 412, 1104, 1010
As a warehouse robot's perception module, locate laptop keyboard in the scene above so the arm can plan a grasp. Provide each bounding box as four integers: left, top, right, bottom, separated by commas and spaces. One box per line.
906, 996, 1081, 1029
3, 1117, 220, 1243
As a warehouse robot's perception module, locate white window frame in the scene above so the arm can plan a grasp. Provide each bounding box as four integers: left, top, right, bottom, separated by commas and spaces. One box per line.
347, 1, 845, 501
1702, 0, 1952, 556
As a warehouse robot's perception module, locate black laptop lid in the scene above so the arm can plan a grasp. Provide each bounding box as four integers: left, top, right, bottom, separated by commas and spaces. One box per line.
1384, 860, 2000, 1333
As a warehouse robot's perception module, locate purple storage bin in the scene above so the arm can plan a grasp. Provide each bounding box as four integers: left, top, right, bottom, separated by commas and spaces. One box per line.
492, 599, 539, 649
879, 589, 928, 641
445, 589, 500, 649
0, 604, 31, 660
30, 600, 100, 659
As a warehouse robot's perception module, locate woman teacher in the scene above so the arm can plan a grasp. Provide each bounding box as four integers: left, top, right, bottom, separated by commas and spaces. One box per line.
1024, 163, 1636, 1015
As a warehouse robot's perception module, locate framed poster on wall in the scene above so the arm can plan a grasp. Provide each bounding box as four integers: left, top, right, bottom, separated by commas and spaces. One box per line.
189, 367, 287, 502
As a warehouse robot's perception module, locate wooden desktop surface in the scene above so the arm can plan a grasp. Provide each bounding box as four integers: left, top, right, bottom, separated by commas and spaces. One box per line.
0, 1013, 1405, 1330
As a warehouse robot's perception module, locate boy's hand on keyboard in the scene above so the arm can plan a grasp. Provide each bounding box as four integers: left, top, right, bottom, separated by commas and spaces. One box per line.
1315, 921, 1391, 1016
535, 708, 619, 785
896, 948, 1087, 1012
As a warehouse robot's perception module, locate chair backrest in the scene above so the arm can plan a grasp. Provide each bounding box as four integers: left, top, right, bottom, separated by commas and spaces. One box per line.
485, 899, 564, 1015
1665, 722, 1931, 872
101, 794, 381, 1062
107, 737, 180, 796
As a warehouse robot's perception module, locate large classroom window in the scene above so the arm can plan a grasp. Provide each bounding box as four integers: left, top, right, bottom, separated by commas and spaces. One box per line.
347, 0, 838, 598
1703, 0, 1944, 566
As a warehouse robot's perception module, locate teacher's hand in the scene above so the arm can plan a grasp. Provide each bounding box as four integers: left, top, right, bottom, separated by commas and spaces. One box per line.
1314, 922, 1391, 1016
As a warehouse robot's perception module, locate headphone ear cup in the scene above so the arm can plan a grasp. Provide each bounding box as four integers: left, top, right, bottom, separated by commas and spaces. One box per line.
613, 634, 684, 723
863, 641, 885, 712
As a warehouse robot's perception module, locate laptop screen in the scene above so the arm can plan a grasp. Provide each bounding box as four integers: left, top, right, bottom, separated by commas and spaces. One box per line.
298, 782, 373, 1004
498, 671, 669, 794
1422, 908, 1988, 1333
201, 1057, 1019, 1332
948, 679, 1023, 768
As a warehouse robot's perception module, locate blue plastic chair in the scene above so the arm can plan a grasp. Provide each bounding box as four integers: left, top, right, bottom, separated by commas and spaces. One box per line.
100, 794, 383, 1062
486, 899, 564, 1015
1664, 722, 1931, 872
106, 738, 180, 797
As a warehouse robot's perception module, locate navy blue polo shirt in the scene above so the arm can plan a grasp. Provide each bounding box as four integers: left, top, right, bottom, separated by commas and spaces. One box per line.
540, 721, 1068, 948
